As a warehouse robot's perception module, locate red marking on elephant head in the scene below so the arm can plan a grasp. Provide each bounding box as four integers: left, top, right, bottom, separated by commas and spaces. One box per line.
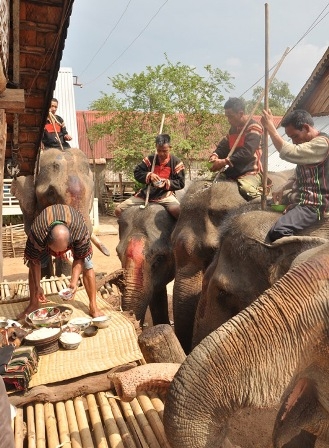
124, 236, 146, 287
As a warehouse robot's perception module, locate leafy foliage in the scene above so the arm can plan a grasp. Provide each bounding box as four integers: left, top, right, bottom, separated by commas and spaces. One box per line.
245, 78, 295, 116
89, 55, 234, 179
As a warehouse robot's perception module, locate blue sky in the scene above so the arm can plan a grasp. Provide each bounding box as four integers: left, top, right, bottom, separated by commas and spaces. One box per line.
61, 0, 329, 110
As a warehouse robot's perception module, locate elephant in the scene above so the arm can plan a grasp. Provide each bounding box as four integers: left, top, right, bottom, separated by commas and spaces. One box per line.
192, 207, 329, 348
11, 147, 109, 276
172, 169, 295, 353
116, 203, 177, 326
163, 242, 329, 448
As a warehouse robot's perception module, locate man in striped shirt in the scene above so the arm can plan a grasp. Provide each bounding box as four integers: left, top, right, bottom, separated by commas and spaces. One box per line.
18, 204, 103, 319
209, 97, 264, 201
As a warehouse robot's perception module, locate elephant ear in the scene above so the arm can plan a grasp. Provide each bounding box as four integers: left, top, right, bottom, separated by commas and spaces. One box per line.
11, 176, 37, 235
273, 377, 319, 447
267, 236, 328, 284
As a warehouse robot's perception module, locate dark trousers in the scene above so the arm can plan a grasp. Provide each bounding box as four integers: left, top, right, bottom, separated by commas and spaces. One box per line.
268, 204, 319, 242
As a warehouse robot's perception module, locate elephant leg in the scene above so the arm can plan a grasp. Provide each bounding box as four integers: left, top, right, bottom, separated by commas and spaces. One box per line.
41, 254, 54, 278
148, 286, 170, 326
273, 378, 324, 448
54, 258, 72, 277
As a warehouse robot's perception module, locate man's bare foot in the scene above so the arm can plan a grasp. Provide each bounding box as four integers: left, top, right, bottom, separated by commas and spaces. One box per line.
89, 308, 104, 318
16, 304, 39, 321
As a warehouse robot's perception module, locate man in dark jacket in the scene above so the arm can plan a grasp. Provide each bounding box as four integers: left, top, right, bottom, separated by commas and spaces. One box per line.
115, 134, 185, 219
42, 98, 72, 150
209, 97, 264, 201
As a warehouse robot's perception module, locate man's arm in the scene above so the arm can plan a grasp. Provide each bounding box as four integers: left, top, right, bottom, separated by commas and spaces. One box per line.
69, 259, 84, 295
29, 261, 46, 303
261, 109, 285, 151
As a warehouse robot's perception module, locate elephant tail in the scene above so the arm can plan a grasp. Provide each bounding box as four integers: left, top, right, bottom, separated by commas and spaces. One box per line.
90, 234, 110, 256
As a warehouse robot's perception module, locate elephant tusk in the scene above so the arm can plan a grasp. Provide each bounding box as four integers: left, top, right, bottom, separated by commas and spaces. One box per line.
90, 233, 110, 256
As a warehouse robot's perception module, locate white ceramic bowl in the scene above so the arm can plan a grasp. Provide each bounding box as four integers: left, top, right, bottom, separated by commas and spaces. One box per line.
28, 307, 61, 326
68, 317, 92, 331
92, 315, 111, 329
60, 332, 82, 350
58, 288, 73, 301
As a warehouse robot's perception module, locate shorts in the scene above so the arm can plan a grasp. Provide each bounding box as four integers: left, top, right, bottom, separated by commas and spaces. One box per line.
28, 252, 93, 270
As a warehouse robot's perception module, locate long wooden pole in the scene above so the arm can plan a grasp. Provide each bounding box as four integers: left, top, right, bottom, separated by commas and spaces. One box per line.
261, 3, 270, 210
140, 114, 165, 209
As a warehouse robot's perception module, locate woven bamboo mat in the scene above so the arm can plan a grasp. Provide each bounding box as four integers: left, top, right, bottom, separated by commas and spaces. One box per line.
0, 291, 143, 387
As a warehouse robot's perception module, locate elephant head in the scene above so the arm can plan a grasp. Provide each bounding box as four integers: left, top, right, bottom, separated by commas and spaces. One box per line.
11, 148, 109, 275
172, 170, 295, 354
116, 204, 177, 325
164, 243, 329, 447
193, 208, 329, 348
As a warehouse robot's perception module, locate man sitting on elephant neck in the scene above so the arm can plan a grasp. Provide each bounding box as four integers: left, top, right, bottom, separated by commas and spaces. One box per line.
262, 108, 329, 242
208, 97, 264, 201
17, 204, 103, 320
42, 98, 72, 150
115, 134, 185, 219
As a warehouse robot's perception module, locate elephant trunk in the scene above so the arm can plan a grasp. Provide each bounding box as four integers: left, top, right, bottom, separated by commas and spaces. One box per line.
164, 250, 329, 447
121, 236, 150, 322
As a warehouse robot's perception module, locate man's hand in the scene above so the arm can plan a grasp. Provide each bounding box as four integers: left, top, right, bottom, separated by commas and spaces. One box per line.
272, 189, 284, 205
36, 286, 48, 304
64, 134, 72, 141
209, 158, 227, 172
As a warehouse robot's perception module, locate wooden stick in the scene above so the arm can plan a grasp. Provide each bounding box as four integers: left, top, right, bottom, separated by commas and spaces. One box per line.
35, 402, 46, 448
120, 400, 147, 448
55, 401, 71, 448
129, 398, 161, 448
148, 392, 164, 422
86, 394, 109, 448
97, 392, 125, 448
44, 402, 60, 448
142, 114, 165, 209
73, 396, 94, 447
50, 277, 57, 294
64, 399, 83, 448
14, 407, 24, 448
27, 404, 36, 448
108, 397, 137, 448
137, 392, 171, 447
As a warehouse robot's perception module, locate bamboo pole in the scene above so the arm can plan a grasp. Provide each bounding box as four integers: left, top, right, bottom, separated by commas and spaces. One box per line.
261, 2, 270, 211
73, 396, 94, 447
129, 398, 161, 448
108, 397, 138, 448
86, 394, 109, 448
64, 399, 83, 448
44, 402, 60, 448
55, 401, 71, 448
50, 276, 57, 294
137, 392, 171, 448
35, 402, 46, 448
148, 392, 164, 422
97, 392, 125, 448
120, 400, 147, 448
14, 407, 24, 448
27, 404, 36, 448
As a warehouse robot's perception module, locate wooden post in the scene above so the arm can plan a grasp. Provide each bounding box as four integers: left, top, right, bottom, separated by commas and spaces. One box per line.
0, 109, 6, 281
261, 3, 270, 211
138, 324, 186, 363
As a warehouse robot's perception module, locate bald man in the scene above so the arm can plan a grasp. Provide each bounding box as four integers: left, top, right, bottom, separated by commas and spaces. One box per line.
18, 204, 103, 319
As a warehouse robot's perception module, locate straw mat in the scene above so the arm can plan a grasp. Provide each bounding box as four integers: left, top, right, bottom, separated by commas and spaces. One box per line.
0, 291, 143, 387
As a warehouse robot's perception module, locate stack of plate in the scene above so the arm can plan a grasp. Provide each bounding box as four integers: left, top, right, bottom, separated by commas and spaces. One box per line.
24, 327, 62, 355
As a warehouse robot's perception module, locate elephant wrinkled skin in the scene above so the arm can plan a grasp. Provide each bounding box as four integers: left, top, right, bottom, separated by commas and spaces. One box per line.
172, 170, 295, 353
164, 243, 329, 448
116, 204, 177, 325
192, 208, 329, 348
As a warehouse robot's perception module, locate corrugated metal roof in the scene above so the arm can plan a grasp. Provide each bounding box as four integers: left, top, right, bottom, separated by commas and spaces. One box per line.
76, 111, 115, 160
53, 68, 79, 148
268, 115, 329, 172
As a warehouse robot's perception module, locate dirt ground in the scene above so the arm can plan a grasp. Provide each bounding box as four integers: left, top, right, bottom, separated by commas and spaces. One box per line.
3, 213, 325, 447
3, 214, 122, 283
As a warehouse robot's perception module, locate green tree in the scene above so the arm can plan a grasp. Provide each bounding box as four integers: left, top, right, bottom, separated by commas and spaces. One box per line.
245, 78, 295, 116
89, 55, 234, 180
